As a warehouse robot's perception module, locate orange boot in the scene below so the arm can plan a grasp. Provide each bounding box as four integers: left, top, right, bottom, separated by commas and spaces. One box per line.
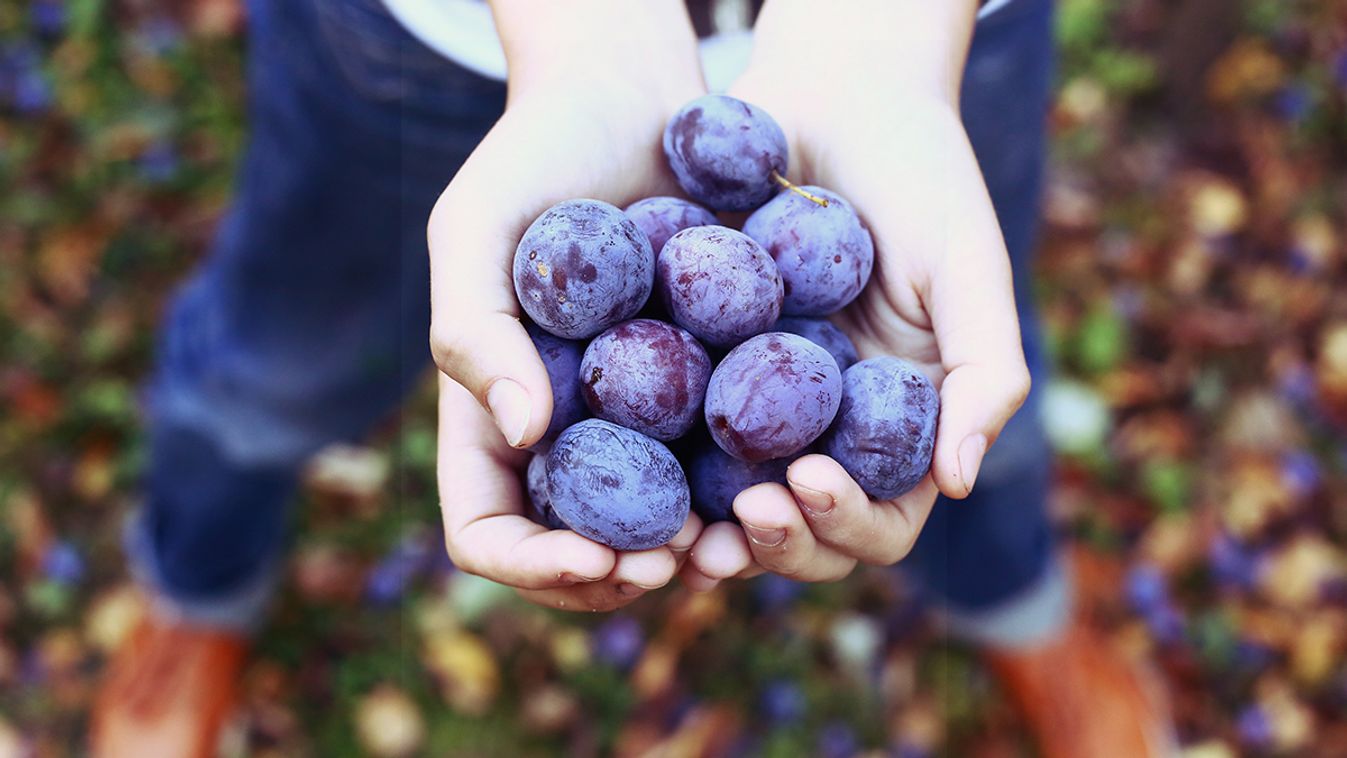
986, 618, 1178, 758
91, 609, 248, 758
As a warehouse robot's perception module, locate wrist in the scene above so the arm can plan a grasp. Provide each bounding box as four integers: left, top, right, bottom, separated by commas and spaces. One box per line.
749, 0, 977, 107
490, 0, 704, 111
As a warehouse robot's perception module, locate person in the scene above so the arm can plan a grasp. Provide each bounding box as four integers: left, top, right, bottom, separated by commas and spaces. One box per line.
92, 1, 1175, 755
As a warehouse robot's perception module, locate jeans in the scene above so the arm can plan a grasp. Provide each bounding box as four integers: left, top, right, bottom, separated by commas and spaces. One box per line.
131, 0, 1060, 639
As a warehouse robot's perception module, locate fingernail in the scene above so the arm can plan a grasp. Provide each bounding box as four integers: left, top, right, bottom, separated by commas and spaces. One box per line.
789, 479, 834, 517
742, 523, 786, 548
560, 571, 604, 584
617, 583, 645, 597
958, 434, 987, 495
486, 378, 531, 447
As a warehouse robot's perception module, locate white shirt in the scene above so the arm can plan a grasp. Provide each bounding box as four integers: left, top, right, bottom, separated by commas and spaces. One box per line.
383, 0, 1019, 93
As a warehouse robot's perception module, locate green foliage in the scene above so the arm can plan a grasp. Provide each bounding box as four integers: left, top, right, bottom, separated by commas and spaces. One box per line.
1142, 458, 1193, 514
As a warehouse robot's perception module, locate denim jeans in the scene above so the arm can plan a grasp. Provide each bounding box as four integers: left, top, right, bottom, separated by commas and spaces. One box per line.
131, 0, 1060, 639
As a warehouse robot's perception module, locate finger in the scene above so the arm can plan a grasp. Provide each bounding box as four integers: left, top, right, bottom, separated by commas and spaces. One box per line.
785, 455, 938, 565
427, 110, 682, 449
609, 547, 678, 594
438, 378, 615, 587
426, 127, 560, 450
667, 512, 704, 567
732, 483, 857, 582
427, 187, 553, 449
518, 582, 643, 613
922, 147, 1031, 500
926, 313, 1030, 499
682, 521, 754, 592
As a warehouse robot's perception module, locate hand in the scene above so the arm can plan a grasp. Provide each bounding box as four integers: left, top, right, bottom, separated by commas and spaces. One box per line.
682, 1, 1031, 590
429, 2, 708, 611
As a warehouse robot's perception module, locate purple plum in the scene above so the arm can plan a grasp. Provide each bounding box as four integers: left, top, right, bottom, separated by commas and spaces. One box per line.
743, 185, 874, 316
686, 440, 790, 523
773, 317, 858, 371
526, 454, 568, 530
513, 199, 654, 339
580, 319, 711, 441
820, 357, 938, 500
624, 196, 718, 255
546, 419, 690, 550
704, 333, 842, 462
662, 94, 789, 211
526, 322, 587, 449
657, 225, 783, 348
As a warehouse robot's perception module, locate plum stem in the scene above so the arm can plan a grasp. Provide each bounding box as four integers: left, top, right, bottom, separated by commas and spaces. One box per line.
770, 171, 829, 207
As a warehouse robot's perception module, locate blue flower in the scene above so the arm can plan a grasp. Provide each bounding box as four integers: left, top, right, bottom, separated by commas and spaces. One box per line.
138, 141, 180, 183
759, 679, 805, 724
1125, 563, 1168, 613
42, 541, 85, 585
591, 615, 643, 670
1208, 533, 1257, 590
31, 0, 66, 37
816, 721, 859, 758
1236, 704, 1272, 749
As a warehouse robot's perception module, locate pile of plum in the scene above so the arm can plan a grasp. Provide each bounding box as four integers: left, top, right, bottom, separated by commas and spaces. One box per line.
514, 95, 939, 551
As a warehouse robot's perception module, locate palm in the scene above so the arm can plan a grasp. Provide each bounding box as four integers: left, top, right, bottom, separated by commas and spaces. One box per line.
431, 84, 705, 612
667, 81, 1031, 589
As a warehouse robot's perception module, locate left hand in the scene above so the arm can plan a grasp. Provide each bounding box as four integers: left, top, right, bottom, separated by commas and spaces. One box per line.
681, 8, 1031, 590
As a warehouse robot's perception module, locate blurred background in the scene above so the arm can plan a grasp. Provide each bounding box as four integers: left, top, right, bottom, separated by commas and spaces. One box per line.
3, 0, 1347, 755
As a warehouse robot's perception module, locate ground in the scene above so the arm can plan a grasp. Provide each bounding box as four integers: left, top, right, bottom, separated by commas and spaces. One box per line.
3, 1, 1347, 755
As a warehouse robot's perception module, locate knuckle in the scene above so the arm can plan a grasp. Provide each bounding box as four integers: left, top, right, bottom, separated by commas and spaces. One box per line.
441, 530, 485, 578
763, 554, 806, 579
823, 562, 859, 583
874, 535, 915, 566
428, 321, 467, 377
1007, 365, 1032, 408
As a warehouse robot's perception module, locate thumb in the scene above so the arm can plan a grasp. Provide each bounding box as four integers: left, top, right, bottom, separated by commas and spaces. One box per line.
427, 168, 555, 450
924, 212, 1031, 500
430, 308, 553, 450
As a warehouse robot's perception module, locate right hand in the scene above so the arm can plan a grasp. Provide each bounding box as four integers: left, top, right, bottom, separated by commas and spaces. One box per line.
428, 19, 708, 611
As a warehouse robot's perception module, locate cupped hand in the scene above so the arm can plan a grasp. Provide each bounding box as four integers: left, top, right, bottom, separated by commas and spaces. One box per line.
429, 61, 708, 611
682, 65, 1031, 590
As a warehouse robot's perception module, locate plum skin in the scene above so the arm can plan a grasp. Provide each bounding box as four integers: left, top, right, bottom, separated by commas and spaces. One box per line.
512, 199, 654, 340
686, 441, 790, 524
772, 317, 858, 371
624, 196, 718, 256
657, 225, 783, 348
820, 357, 939, 500
743, 186, 875, 316
580, 319, 711, 441
704, 332, 843, 462
525, 454, 568, 530
525, 322, 588, 450
662, 95, 789, 212
545, 419, 690, 551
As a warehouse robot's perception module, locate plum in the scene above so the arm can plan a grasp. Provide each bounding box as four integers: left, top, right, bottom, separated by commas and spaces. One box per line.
657, 225, 782, 348
546, 419, 690, 550
704, 332, 842, 462
686, 440, 790, 524
662, 95, 789, 212
743, 186, 874, 316
772, 317, 858, 371
820, 357, 939, 500
525, 454, 568, 530
526, 322, 587, 449
580, 319, 711, 441
624, 196, 718, 255
513, 199, 654, 339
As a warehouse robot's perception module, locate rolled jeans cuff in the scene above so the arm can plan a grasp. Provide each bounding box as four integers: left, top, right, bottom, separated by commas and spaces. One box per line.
937, 551, 1072, 650
123, 509, 278, 634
